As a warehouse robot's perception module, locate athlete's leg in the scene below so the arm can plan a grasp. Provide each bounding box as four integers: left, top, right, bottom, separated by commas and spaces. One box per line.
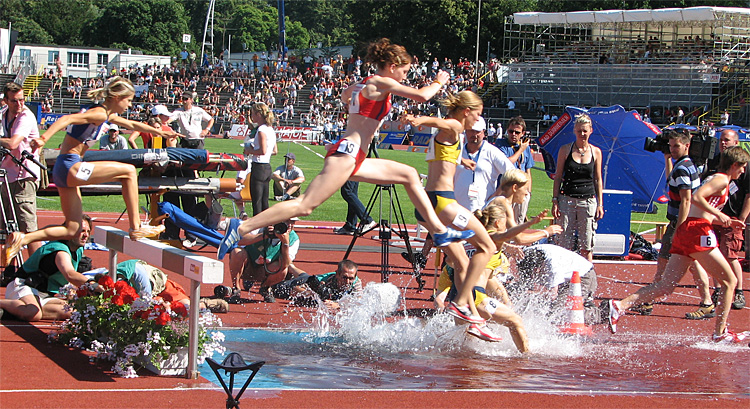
617, 254, 693, 311
692, 248, 737, 336
479, 299, 529, 353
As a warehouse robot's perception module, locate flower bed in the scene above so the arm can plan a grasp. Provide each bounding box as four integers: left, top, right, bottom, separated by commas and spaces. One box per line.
51, 275, 225, 377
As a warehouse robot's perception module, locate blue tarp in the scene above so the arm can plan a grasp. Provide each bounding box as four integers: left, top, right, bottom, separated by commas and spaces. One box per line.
157, 202, 223, 248
537, 105, 664, 213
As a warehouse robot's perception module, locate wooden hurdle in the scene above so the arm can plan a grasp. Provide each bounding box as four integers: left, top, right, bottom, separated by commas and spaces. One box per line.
92, 226, 225, 379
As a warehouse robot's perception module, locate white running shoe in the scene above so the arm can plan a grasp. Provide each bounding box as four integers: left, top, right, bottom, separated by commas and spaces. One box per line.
467, 323, 502, 342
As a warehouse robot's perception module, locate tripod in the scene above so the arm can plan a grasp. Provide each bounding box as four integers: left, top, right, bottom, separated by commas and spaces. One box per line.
0, 169, 23, 268
343, 183, 426, 291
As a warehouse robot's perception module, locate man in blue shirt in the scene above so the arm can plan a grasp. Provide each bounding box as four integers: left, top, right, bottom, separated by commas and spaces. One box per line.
495, 116, 534, 224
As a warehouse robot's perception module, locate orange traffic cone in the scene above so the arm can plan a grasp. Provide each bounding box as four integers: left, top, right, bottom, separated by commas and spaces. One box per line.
559, 270, 593, 336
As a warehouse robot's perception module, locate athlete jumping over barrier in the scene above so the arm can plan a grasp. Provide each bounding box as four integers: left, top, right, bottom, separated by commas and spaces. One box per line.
217, 38, 473, 259
5, 77, 177, 262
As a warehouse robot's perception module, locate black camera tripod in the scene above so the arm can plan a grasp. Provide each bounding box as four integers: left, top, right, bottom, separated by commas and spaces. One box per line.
0, 168, 23, 268
343, 183, 426, 291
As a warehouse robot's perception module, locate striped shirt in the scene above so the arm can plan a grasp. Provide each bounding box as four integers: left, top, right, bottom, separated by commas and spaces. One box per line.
666, 156, 699, 221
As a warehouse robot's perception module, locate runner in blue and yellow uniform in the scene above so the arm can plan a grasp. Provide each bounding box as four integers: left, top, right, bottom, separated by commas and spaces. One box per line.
403, 91, 535, 342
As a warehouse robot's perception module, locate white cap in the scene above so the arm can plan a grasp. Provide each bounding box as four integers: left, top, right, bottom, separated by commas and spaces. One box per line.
109, 124, 120, 132
151, 104, 171, 116
471, 116, 487, 132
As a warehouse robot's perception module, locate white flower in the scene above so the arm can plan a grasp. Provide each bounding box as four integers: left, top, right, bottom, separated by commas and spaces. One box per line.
147, 331, 161, 343
69, 337, 84, 348
123, 344, 139, 357
210, 331, 225, 343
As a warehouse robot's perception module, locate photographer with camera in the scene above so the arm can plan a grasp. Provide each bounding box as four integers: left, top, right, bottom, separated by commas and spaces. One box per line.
226, 217, 303, 303
0, 215, 92, 322
495, 116, 534, 224
270, 259, 362, 310
635, 129, 701, 316
0, 82, 42, 258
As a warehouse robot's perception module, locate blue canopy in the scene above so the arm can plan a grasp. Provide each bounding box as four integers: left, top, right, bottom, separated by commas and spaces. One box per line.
714, 125, 750, 140
537, 105, 664, 212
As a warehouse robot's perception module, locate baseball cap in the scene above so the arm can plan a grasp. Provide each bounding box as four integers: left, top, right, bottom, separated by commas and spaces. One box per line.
151, 104, 171, 116
109, 124, 120, 132
284, 153, 296, 160
472, 116, 487, 132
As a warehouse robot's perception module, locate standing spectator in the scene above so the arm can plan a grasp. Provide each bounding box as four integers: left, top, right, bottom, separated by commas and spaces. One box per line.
507, 98, 515, 111
454, 117, 515, 212
169, 92, 214, 150
551, 114, 604, 262
495, 116, 534, 223
633, 130, 700, 316
99, 124, 128, 150
0, 82, 42, 257
272, 153, 305, 201
334, 181, 377, 235
720, 110, 730, 126
245, 102, 277, 215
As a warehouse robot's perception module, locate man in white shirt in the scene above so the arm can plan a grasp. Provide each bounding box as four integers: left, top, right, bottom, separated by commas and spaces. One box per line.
454, 117, 515, 212
0, 82, 42, 257
169, 92, 214, 150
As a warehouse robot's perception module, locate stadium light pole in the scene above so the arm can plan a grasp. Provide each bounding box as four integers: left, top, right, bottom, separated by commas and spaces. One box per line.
475, 0, 481, 78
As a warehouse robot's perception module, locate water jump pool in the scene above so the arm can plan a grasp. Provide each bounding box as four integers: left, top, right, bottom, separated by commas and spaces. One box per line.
200, 283, 750, 396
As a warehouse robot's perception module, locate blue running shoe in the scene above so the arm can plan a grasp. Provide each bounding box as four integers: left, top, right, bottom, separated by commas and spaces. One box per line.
217, 218, 241, 259
433, 227, 475, 247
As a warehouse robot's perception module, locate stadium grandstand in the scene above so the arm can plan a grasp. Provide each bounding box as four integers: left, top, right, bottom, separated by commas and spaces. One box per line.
486, 6, 750, 130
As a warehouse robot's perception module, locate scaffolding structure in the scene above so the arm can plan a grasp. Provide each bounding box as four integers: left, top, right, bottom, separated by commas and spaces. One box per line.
500, 7, 750, 125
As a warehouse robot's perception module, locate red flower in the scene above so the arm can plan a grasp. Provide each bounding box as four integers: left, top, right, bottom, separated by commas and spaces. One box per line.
155, 311, 171, 325
171, 302, 188, 318
122, 291, 138, 305
97, 275, 115, 289
111, 294, 124, 306
114, 280, 131, 294
133, 310, 150, 320
76, 288, 90, 298
103, 289, 114, 299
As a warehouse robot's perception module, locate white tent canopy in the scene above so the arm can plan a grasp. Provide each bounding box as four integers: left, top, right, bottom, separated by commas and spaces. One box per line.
514, 6, 750, 26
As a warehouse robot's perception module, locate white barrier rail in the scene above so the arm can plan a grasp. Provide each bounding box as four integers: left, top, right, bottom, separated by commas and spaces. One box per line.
92, 226, 224, 379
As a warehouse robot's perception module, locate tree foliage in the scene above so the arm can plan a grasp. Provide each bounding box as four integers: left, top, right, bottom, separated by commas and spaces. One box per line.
2, 0, 749, 61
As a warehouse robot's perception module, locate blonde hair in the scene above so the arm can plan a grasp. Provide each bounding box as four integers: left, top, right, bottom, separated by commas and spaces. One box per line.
87, 76, 135, 101
500, 168, 529, 190
366, 38, 412, 68
252, 102, 275, 125
574, 113, 592, 127
474, 203, 506, 230
441, 90, 483, 114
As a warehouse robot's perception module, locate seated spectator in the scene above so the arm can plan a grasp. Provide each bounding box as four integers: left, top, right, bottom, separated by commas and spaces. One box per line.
0, 216, 92, 321
227, 218, 303, 303
99, 124, 129, 150
271, 259, 362, 309
272, 153, 305, 201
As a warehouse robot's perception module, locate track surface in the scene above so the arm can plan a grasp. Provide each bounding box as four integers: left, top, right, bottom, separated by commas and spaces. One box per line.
1, 210, 748, 408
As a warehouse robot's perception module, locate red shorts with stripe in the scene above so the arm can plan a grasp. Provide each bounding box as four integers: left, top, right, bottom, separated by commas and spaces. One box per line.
325, 139, 367, 176
669, 217, 718, 257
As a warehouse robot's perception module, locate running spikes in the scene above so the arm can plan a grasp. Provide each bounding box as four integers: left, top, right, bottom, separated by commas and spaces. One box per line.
129, 223, 165, 240
433, 227, 475, 247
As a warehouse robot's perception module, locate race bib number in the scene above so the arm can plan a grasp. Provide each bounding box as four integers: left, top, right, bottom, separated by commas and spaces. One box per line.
336, 139, 360, 157
452, 209, 471, 230
700, 231, 717, 248
484, 297, 499, 315
75, 162, 95, 181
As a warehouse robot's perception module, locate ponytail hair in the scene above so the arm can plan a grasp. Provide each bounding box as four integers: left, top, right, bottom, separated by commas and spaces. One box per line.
365, 38, 412, 69
441, 90, 483, 114
87, 76, 135, 101
473, 203, 506, 230
252, 102, 275, 125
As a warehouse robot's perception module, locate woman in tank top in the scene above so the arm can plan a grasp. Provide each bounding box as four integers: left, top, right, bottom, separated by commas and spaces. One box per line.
551, 114, 603, 262
5, 77, 178, 261
218, 38, 472, 260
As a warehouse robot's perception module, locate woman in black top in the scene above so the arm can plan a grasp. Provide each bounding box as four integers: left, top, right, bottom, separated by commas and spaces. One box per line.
551, 114, 604, 261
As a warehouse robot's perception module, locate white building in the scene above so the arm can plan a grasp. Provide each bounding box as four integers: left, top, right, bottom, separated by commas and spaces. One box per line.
8, 43, 171, 78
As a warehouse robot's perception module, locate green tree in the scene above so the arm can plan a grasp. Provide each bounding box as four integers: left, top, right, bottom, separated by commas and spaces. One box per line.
87, 0, 191, 56
26, 0, 99, 46
231, 3, 277, 52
